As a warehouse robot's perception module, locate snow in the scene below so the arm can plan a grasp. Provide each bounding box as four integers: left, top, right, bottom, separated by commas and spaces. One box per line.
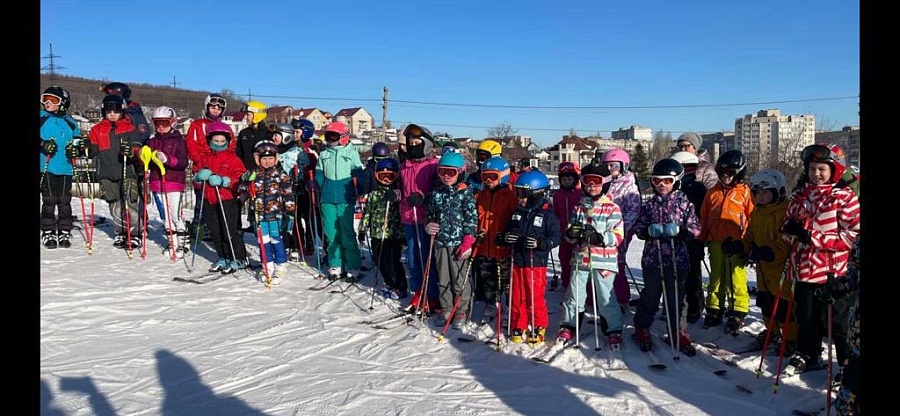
41, 197, 836, 416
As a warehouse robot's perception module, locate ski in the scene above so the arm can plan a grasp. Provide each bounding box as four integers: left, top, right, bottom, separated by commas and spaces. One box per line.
694, 343, 740, 367
173, 272, 224, 284
307, 278, 340, 291
372, 315, 413, 330
596, 346, 628, 371
531, 338, 571, 363
781, 360, 827, 378
358, 313, 408, 326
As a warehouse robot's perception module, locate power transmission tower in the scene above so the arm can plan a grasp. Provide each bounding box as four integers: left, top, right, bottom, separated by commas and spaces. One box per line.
41, 43, 66, 78
171, 75, 179, 89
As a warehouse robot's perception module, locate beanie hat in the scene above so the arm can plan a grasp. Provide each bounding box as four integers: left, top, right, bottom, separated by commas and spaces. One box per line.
676, 132, 702, 150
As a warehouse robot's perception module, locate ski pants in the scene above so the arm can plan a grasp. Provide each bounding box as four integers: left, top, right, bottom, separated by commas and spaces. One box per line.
153, 192, 167, 222
404, 223, 438, 299
321, 202, 361, 270
562, 267, 622, 335
684, 240, 706, 319
793, 281, 854, 365
510, 265, 548, 332
258, 219, 287, 265
154, 191, 185, 234
435, 246, 473, 317
634, 262, 688, 335
371, 237, 407, 292
41, 173, 74, 233
755, 261, 796, 342
192, 187, 205, 225
204, 199, 247, 262
612, 232, 634, 306
100, 178, 141, 237
473, 256, 511, 303
558, 239, 576, 290
705, 241, 750, 316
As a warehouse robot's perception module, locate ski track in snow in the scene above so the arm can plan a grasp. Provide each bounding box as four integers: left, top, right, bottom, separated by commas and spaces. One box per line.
41, 198, 834, 415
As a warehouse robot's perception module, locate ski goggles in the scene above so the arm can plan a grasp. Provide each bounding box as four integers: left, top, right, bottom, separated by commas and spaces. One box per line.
207, 97, 227, 108
375, 171, 397, 184
800, 144, 833, 164
580, 174, 605, 187
152, 119, 172, 127
651, 176, 675, 186
437, 167, 460, 177
515, 187, 539, 198
557, 162, 578, 174
41, 93, 63, 105
481, 171, 500, 182
102, 103, 124, 113
715, 167, 739, 177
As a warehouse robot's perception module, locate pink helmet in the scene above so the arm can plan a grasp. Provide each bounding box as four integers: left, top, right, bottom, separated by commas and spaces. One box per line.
600, 148, 631, 172
325, 121, 351, 146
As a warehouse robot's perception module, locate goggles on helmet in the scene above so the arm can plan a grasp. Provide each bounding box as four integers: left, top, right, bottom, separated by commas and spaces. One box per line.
41, 94, 63, 106
207, 97, 226, 108
800, 144, 833, 164
102, 102, 124, 113
375, 171, 397, 185
437, 167, 460, 178
152, 119, 172, 127
557, 162, 578, 174
651, 176, 675, 186
715, 167, 739, 177
581, 174, 605, 187
481, 171, 500, 182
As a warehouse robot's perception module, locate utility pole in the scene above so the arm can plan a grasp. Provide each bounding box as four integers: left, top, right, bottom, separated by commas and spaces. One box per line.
171, 75, 179, 89
247, 88, 253, 101
41, 43, 66, 79
382, 86, 389, 141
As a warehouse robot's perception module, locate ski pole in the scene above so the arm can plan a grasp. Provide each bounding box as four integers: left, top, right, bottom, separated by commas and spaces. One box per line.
189, 182, 207, 272
40, 153, 52, 193
416, 234, 436, 319
214, 185, 240, 276
139, 147, 153, 259
756, 264, 786, 378
122, 153, 134, 260
658, 239, 678, 362
72, 154, 90, 255
589, 260, 601, 352
150, 150, 177, 262
367, 199, 391, 310
308, 170, 324, 279
438, 246, 477, 341
671, 237, 683, 361
410, 200, 431, 316
495, 258, 503, 351
249, 182, 271, 287
85, 147, 97, 255
774, 234, 802, 393
507, 245, 516, 342
826, 278, 835, 415
528, 248, 537, 349
291, 166, 307, 266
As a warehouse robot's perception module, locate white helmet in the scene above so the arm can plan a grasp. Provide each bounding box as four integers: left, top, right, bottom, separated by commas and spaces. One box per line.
749, 169, 786, 200
669, 151, 699, 166
152, 105, 177, 120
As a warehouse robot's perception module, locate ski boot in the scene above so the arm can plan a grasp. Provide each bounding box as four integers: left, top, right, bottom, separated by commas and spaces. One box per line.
724, 312, 745, 336
112, 233, 127, 248
702, 308, 723, 329
510, 329, 525, 344
327, 267, 341, 281
633, 327, 653, 352
57, 231, 72, 248
209, 258, 229, 273
608, 331, 623, 352
526, 326, 546, 345
677, 330, 697, 357
221, 259, 248, 275
452, 313, 468, 330
42, 231, 58, 249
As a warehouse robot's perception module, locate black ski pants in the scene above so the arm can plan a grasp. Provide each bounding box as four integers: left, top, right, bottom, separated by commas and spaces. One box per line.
793, 280, 854, 364
205, 199, 247, 262
41, 173, 74, 233
371, 237, 407, 292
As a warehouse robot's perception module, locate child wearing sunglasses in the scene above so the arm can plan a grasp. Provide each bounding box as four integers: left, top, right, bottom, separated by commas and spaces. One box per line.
145, 106, 189, 257
632, 159, 701, 356
358, 158, 408, 300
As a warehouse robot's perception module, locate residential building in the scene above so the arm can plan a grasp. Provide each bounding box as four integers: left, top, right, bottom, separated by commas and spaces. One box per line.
334, 107, 375, 139
292, 108, 328, 131
816, 126, 861, 168
610, 125, 653, 141
266, 105, 295, 124
734, 109, 815, 172
545, 135, 601, 173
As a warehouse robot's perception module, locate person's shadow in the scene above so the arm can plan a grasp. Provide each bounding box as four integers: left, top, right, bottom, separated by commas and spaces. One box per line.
155, 349, 266, 416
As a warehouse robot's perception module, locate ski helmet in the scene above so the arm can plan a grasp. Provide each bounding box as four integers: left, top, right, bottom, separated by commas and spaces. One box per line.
241, 101, 268, 124
375, 157, 400, 185
749, 169, 786, 202
401, 123, 434, 159
372, 142, 390, 158
403, 123, 434, 142
514, 170, 550, 206
481, 156, 511, 186
292, 118, 315, 142
715, 150, 747, 182
101, 82, 132, 101
41, 85, 71, 113
254, 140, 279, 158
204, 93, 227, 119
600, 148, 631, 173
669, 151, 699, 167
440, 141, 460, 155
580, 162, 611, 194
205, 121, 233, 147
151, 105, 177, 121
476, 140, 502, 163
324, 121, 351, 146
101, 94, 126, 117
651, 158, 685, 191
437, 152, 467, 184
271, 123, 296, 152
800, 144, 846, 184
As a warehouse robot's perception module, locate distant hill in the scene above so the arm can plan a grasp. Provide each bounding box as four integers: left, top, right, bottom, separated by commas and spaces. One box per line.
40, 74, 246, 120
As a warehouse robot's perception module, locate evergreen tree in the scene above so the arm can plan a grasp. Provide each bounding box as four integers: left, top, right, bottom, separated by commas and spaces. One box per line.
631, 143, 651, 182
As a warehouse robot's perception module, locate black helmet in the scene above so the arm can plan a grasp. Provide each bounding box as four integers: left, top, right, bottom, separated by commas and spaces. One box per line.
101, 82, 131, 101
101, 94, 126, 117
715, 150, 747, 182
581, 162, 610, 177
254, 140, 279, 158
651, 158, 685, 191
42, 85, 71, 113
372, 142, 390, 158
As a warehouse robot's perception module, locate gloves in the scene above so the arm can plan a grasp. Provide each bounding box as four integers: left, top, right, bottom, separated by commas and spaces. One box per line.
581, 225, 604, 246
747, 245, 775, 263
782, 218, 811, 244
523, 235, 547, 250
240, 170, 257, 183
384, 189, 400, 203
818, 273, 853, 304
676, 227, 693, 241
407, 192, 425, 207
455, 234, 476, 261
65, 143, 79, 158
208, 174, 223, 187
474, 229, 486, 245
357, 230, 366, 244
663, 222, 680, 238
120, 142, 135, 158
425, 222, 440, 236
721, 237, 745, 256
195, 168, 213, 182
565, 223, 583, 241
154, 151, 168, 164
41, 140, 58, 156
503, 231, 521, 245
648, 223, 664, 238
221, 176, 231, 188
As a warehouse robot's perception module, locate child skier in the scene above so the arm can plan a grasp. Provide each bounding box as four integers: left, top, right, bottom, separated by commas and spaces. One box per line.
473, 156, 517, 322
145, 106, 189, 257
269, 123, 303, 261
193, 122, 249, 274
632, 159, 701, 356
668, 152, 708, 324
551, 161, 582, 291
425, 152, 479, 329
358, 157, 408, 300
556, 164, 623, 349
39, 85, 81, 249
598, 149, 642, 310
314, 121, 365, 281
238, 140, 295, 284
498, 170, 561, 345
699, 150, 754, 333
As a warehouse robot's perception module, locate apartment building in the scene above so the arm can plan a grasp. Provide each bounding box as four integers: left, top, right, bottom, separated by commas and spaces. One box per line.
816, 126, 861, 168
734, 109, 815, 172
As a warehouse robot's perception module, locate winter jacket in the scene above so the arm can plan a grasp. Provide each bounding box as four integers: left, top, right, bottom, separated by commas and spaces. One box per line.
199, 147, 245, 204
399, 156, 439, 224
743, 198, 790, 285
186, 118, 235, 171
634, 191, 701, 272
356, 158, 378, 196
237, 165, 295, 222
679, 173, 707, 217
235, 123, 270, 170
605, 171, 642, 235
475, 183, 518, 259
552, 187, 583, 234
314, 143, 364, 204
699, 182, 754, 242
782, 183, 860, 284
466, 167, 484, 193
696, 150, 719, 190
39, 109, 80, 176
277, 145, 302, 182
568, 196, 624, 272
500, 199, 561, 267
124, 102, 150, 142
426, 182, 478, 249
145, 130, 189, 193
88, 118, 144, 181
359, 185, 404, 240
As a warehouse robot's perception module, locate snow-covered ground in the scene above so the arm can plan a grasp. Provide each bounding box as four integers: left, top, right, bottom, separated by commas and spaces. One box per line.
41, 197, 835, 415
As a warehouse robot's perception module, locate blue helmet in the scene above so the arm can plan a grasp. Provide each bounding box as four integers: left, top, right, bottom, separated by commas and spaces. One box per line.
291, 119, 315, 142
372, 142, 390, 158
438, 152, 466, 169
514, 170, 550, 206
375, 157, 400, 173
481, 156, 511, 185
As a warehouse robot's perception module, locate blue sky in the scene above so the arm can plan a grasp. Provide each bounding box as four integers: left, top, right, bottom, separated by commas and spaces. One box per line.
40, 0, 859, 146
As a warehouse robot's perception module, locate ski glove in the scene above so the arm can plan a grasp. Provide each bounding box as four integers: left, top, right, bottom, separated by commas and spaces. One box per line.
747, 245, 775, 263
503, 231, 521, 245
425, 222, 440, 236
676, 227, 693, 241
65, 143, 79, 159
195, 168, 213, 182
41, 140, 58, 156
721, 237, 744, 256
523, 235, 546, 250
282, 217, 294, 235
663, 222, 680, 238
648, 223, 664, 238
474, 229, 486, 245
818, 273, 853, 304
240, 170, 257, 184
581, 225, 604, 247
208, 174, 223, 187
120, 142, 136, 158
406, 192, 425, 207
782, 218, 811, 244
455, 234, 476, 261
383, 189, 400, 203
154, 151, 168, 164
565, 223, 583, 241
221, 176, 231, 188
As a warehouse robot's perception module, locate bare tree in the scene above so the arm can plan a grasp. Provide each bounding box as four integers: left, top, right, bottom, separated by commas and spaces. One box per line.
650, 131, 673, 162
488, 122, 518, 142
772, 125, 813, 188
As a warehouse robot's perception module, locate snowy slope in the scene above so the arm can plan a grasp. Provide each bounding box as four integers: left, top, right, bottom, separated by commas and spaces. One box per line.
40, 197, 835, 416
